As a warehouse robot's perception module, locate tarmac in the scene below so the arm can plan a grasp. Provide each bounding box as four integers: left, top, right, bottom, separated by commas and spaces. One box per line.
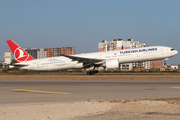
0, 75, 180, 105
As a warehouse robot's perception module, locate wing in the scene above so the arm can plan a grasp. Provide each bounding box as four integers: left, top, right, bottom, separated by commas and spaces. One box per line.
60, 54, 105, 67
9, 63, 28, 68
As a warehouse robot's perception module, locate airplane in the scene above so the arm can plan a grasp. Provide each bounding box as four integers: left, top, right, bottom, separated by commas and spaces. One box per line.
6, 40, 178, 75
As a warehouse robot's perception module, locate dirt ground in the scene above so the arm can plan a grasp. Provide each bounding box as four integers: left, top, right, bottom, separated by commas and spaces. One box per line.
0, 68, 180, 76
0, 99, 180, 120
0, 75, 180, 80
74, 99, 180, 120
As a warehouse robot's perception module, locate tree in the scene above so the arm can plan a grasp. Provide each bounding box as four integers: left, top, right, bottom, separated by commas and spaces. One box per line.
10, 59, 17, 65
0, 63, 2, 67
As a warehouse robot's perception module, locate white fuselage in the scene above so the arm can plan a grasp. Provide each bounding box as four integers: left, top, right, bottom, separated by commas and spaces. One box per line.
14, 46, 178, 71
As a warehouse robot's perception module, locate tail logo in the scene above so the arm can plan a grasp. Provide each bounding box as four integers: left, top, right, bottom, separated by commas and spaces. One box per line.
14, 47, 29, 62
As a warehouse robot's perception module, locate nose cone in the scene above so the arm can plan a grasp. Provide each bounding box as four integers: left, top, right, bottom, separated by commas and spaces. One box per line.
172, 50, 178, 56
175, 50, 178, 55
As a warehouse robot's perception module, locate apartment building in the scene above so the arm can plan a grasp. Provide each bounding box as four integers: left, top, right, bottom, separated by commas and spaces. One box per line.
24, 48, 38, 59
37, 48, 47, 59
45, 47, 75, 57
24, 47, 75, 59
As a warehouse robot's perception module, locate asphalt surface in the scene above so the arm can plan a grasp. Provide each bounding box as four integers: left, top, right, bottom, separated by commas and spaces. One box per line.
0, 77, 180, 105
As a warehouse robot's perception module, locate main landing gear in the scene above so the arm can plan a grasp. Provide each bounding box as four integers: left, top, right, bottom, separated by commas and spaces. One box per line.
87, 70, 98, 75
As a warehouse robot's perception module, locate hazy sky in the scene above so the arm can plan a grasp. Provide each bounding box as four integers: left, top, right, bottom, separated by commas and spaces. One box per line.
1, 0, 180, 64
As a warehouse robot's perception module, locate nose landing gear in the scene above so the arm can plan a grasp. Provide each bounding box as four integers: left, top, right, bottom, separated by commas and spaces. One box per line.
164, 58, 169, 67
87, 70, 98, 75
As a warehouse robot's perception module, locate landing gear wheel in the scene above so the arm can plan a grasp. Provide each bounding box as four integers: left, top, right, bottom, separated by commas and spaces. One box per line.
87, 70, 98, 75
95, 70, 98, 74
87, 71, 93, 75
164, 59, 167, 66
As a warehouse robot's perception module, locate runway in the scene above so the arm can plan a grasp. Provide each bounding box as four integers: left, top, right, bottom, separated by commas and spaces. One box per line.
0, 76, 180, 105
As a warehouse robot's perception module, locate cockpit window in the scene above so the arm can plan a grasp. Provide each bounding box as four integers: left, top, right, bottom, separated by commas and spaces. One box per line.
171, 49, 175, 51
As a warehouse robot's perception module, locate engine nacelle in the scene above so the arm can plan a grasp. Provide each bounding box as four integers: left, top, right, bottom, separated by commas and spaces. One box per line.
104, 59, 119, 69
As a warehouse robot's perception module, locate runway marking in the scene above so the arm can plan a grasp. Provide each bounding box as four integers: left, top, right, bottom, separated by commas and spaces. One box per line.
10, 89, 73, 94
171, 87, 180, 89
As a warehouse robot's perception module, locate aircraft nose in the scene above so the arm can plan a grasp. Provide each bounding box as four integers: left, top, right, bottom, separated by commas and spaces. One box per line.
175, 50, 178, 55
173, 50, 178, 56
171, 49, 178, 56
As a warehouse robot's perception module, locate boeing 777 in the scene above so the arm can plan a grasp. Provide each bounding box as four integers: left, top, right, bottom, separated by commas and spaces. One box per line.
6, 40, 178, 75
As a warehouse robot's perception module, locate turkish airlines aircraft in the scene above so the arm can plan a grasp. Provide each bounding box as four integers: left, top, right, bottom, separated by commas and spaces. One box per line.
7, 40, 178, 75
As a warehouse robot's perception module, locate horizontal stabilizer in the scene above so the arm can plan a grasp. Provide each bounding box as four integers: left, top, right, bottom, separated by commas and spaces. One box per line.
9, 63, 29, 68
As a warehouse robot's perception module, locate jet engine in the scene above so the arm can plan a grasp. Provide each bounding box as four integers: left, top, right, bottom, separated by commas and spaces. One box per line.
104, 59, 119, 69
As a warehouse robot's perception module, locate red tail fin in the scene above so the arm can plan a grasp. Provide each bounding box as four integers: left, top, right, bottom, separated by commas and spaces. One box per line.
6, 40, 35, 63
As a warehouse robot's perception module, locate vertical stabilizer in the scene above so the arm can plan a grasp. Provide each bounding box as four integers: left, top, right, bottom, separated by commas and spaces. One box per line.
6, 40, 35, 63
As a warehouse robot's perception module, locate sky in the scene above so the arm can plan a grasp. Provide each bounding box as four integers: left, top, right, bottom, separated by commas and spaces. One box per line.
0, 0, 180, 64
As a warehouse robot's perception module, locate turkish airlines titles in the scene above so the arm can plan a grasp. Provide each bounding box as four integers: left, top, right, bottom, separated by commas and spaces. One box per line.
120, 48, 158, 54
